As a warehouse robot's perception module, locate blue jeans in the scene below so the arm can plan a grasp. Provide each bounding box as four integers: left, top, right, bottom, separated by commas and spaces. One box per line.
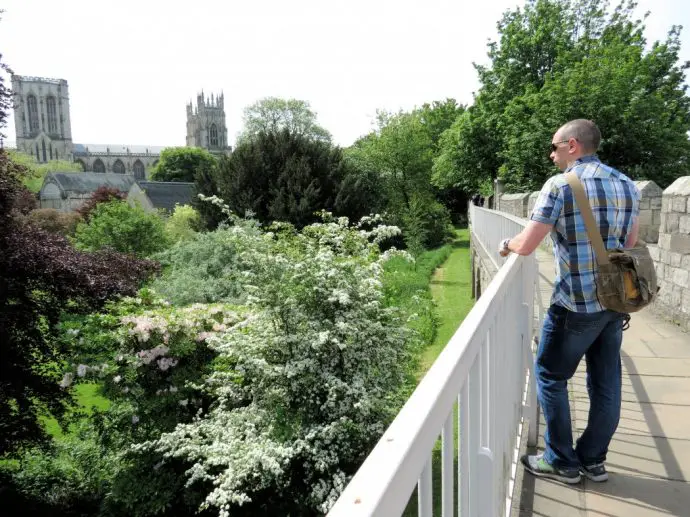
536, 304, 624, 469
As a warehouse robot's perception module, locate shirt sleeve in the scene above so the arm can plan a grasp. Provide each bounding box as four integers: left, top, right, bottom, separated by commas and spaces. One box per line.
530, 176, 564, 226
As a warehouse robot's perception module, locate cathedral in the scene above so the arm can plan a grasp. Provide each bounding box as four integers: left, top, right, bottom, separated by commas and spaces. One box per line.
10, 75, 229, 179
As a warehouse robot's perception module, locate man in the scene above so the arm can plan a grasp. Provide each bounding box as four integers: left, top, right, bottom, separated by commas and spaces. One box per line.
498, 119, 640, 484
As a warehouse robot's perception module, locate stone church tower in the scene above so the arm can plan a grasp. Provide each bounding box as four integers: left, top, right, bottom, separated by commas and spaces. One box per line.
11, 75, 74, 162
186, 91, 229, 153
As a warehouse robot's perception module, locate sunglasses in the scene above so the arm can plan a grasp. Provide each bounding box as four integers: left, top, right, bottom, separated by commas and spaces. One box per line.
551, 140, 570, 152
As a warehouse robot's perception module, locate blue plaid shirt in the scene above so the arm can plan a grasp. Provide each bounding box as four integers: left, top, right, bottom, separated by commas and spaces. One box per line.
530, 155, 640, 313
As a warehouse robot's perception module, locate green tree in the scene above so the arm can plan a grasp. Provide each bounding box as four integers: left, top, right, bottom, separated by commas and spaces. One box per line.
151, 147, 221, 228
239, 97, 331, 143
9, 150, 83, 193
150, 147, 217, 183
216, 129, 370, 227
434, 0, 690, 193
347, 110, 453, 248
74, 200, 169, 257
414, 98, 465, 149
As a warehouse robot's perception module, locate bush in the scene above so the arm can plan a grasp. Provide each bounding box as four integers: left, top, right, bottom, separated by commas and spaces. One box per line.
0, 149, 159, 455
25, 208, 82, 236
118, 214, 414, 516
76, 186, 127, 222
399, 195, 454, 252
151, 221, 264, 305
74, 200, 169, 257
0, 421, 115, 516
164, 204, 201, 244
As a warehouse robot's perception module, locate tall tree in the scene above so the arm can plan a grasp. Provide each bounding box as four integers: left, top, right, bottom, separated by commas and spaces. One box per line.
239, 97, 331, 144
347, 110, 453, 249
217, 129, 369, 228
434, 0, 690, 193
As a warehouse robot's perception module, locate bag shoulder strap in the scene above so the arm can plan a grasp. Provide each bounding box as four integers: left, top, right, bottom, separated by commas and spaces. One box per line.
564, 171, 610, 266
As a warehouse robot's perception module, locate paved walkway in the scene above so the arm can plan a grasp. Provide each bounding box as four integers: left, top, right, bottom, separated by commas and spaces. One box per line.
511, 248, 690, 517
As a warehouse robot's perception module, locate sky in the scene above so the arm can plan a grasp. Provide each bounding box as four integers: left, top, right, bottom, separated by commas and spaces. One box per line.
2, 0, 690, 149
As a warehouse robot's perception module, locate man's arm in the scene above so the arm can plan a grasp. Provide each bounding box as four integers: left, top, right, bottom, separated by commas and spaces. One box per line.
500, 220, 553, 257
625, 216, 640, 248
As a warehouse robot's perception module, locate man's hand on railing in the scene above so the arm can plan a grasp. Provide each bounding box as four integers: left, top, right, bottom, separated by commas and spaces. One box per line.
499, 238, 512, 257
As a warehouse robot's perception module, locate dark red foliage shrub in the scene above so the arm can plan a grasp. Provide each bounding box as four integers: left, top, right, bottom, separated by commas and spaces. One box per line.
0, 149, 159, 455
76, 186, 127, 221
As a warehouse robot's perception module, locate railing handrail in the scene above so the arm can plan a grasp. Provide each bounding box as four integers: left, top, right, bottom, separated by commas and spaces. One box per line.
471, 205, 529, 227
328, 249, 531, 516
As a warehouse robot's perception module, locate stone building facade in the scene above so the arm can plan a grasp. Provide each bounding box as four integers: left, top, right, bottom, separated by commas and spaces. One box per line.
186, 91, 230, 154
11, 75, 230, 177
11, 75, 74, 162
72, 144, 163, 180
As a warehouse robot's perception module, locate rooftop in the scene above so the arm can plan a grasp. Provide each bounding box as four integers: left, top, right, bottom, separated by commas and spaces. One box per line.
136, 181, 196, 212
44, 172, 136, 194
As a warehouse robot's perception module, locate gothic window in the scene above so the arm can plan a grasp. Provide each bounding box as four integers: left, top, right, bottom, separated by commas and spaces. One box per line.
210, 124, 218, 147
27, 95, 39, 135
133, 160, 145, 180
42, 140, 47, 162
113, 159, 126, 174
93, 159, 106, 173
46, 96, 58, 134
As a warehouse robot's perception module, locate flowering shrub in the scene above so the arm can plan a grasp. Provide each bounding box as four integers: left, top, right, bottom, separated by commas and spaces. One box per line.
0, 149, 158, 455
136, 213, 418, 516
62, 292, 249, 436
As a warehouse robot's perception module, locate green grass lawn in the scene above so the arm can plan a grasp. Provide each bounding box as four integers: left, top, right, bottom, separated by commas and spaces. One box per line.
41, 383, 110, 438
403, 227, 473, 516
418, 229, 473, 374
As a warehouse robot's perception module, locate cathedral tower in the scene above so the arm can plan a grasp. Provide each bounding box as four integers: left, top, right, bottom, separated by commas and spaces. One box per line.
185, 91, 229, 153
12, 75, 74, 162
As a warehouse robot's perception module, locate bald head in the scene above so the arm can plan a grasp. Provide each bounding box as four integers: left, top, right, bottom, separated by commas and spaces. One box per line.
557, 119, 601, 154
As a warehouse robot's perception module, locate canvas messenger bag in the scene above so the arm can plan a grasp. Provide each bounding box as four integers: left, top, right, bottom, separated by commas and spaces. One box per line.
564, 172, 658, 314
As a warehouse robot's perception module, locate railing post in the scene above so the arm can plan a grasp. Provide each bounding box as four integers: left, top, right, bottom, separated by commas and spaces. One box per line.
419, 458, 433, 517
442, 412, 454, 517
526, 257, 540, 448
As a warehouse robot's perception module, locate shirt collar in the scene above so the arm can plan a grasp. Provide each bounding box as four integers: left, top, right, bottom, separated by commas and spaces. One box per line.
574, 154, 600, 165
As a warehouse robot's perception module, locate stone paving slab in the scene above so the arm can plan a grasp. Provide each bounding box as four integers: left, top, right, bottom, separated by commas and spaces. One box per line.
511, 248, 690, 517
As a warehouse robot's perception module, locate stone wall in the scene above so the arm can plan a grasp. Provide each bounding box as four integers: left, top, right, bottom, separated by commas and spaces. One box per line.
652, 177, 690, 331
635, 180, 663, 244
500, 193, 531, 218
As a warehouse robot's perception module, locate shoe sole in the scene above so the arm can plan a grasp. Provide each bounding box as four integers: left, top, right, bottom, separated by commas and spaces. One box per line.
521, 457, 582, 484
581, 471, 608, 482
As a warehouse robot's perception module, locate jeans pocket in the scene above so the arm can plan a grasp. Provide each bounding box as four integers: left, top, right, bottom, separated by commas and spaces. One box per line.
564, 312, 603, 335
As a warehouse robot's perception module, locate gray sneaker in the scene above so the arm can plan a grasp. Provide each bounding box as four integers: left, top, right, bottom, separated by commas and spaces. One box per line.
521, 454, 581, 484
581, 462, 608, 482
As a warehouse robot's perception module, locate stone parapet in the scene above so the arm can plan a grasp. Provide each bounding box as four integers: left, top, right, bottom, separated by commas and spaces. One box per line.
652, 176, 690, 331
500, 193, 531, 218
635, 180, 663, 244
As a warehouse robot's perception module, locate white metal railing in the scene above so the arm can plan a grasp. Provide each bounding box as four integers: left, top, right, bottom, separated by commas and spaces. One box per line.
328, 207, 539, 517
469, 204, 530, 269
